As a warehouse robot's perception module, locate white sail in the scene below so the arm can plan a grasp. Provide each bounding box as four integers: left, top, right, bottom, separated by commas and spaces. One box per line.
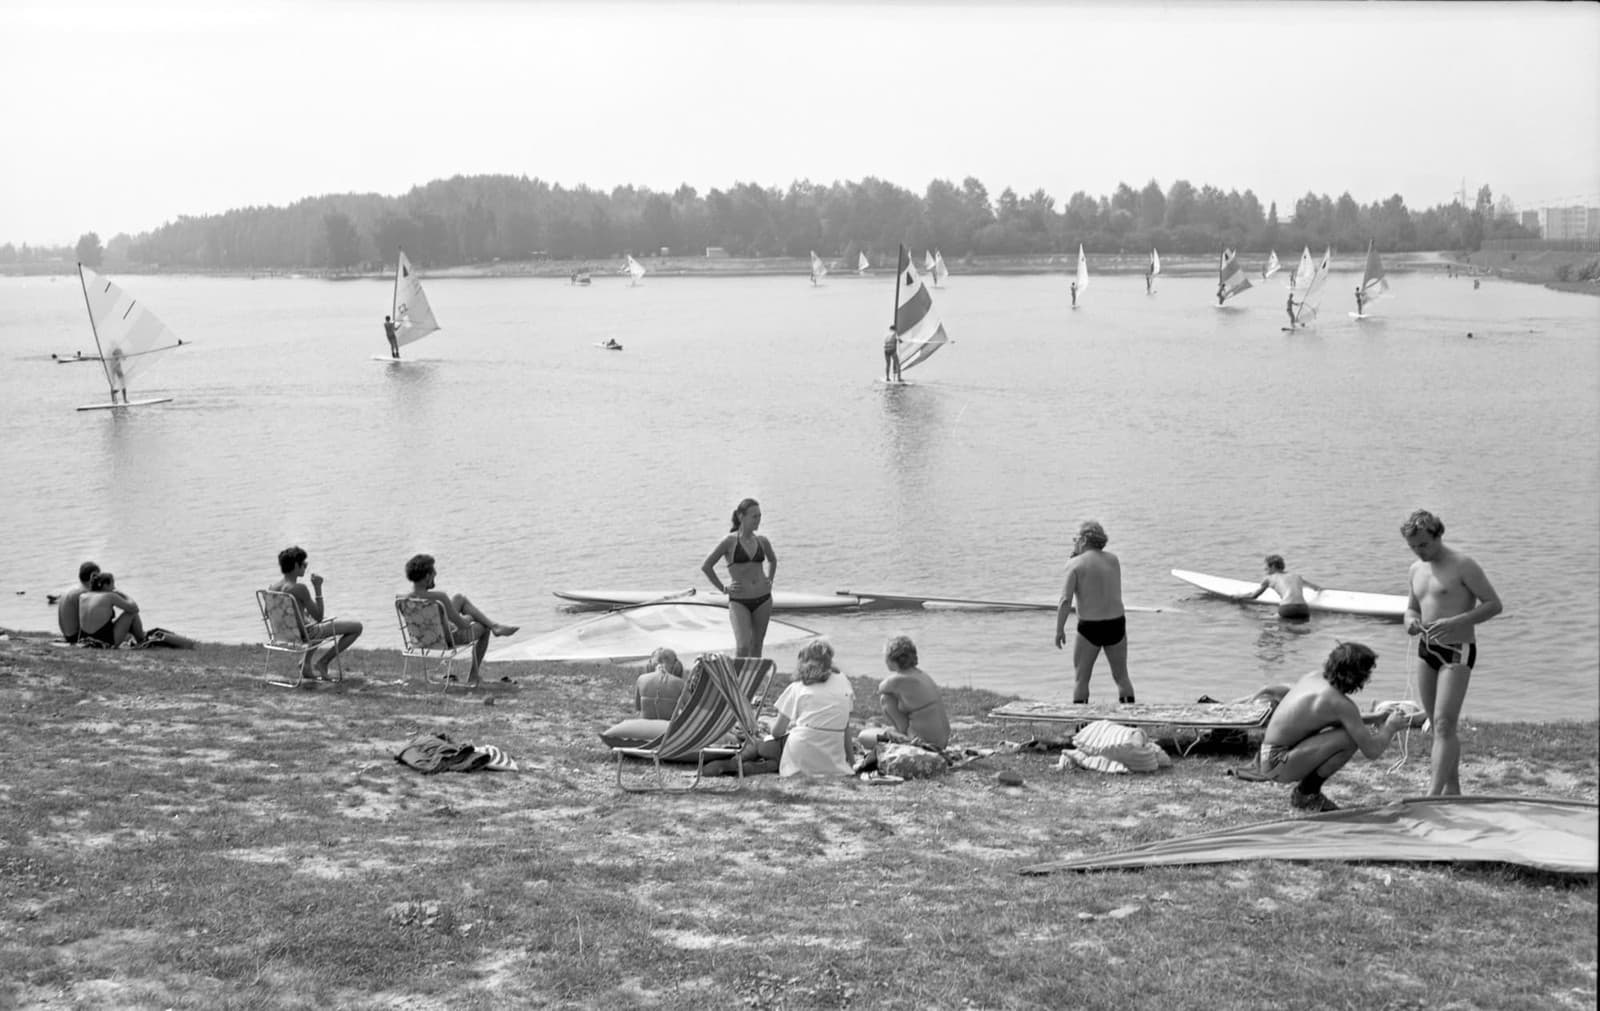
933, 250, 949, 286
1291, 246, 1314, 291
1261, 249, 1281, 281
892, 244, 950, 374
75, 264, 187, 402
626, 255, 647, 284
809, 251, 827, 285
392, 250, 440, 347
857, 251, 870, 275
1076, 244, 1090, 293
1294, 247, 1334, 324
1216, 248, 1253, 304
924, 250, 937, 274
1358, 240, 1390, 309
1150, 248, 1161, 275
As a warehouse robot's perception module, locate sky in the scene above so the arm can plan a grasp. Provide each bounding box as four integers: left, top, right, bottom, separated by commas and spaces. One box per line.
3, 0, 1598, 246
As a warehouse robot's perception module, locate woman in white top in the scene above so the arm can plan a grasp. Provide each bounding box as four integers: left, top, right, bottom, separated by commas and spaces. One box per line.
704, 638, 855, 777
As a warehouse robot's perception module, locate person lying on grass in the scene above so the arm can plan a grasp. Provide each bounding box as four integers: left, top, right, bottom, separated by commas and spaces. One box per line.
1258, 641, 1411, 812
856, 634, 951, 752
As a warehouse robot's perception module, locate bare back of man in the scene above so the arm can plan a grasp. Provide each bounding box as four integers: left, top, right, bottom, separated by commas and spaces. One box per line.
1053, 523, 1133, 703
1260, 663, 1407, 811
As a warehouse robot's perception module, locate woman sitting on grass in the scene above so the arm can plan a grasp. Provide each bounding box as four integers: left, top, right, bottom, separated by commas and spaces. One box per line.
633, 647, 685, 719
707, 638, 855, 777
857, 634, 951, 751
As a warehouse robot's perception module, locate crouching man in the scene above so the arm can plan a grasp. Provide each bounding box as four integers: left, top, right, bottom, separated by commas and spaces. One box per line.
1257, 642, 1410, 812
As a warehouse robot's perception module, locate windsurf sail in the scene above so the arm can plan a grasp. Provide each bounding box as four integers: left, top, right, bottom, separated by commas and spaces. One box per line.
1261, 249, 1281, 281
1291, 246, 1314, 291
625, 255, 647, 285
923, 250, 937, 274
1358, 239, 1389, 309
1075, 244, 1090, 294
74, 264, 188, 405
857, 251, 870, 276
891, 243, 951, 374
1216, 248, 1253, 304
483, 601, 819, 664
932, 250, 949, 287
809, 251, 827, 285
392, 249, 440, 348
1150, 248, 1161, 276
1293, 246, 1334, 325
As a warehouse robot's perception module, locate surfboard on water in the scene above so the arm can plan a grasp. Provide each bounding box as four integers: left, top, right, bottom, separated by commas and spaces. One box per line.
876, 378, 912, 386
77, 397, 173, 412
839, 590, 1178, 613
552, 588, 865, 611
1348, 312, 1372, 320
1170, 569, 1406, 620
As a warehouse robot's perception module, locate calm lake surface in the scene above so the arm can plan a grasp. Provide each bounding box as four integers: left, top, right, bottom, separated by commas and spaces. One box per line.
2, 268, 1596, 722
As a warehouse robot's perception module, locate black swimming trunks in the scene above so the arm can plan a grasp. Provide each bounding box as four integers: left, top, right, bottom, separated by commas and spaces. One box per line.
1278, 602, 1311, 621
82, 622, 118, 647
1077, 616, 1126, 648
1418, 639, 1477, 672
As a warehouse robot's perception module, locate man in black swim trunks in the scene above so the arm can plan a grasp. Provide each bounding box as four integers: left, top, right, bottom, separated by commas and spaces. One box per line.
1402, 509, 1502, 796
77, 571, 146, 648
1053, 520, 1135, 704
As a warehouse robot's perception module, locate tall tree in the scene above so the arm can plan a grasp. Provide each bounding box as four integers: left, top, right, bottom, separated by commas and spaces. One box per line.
75, 232, 104, 267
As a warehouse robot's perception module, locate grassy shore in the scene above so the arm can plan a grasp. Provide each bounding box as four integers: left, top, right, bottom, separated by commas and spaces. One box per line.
0, 632, 1594, 1010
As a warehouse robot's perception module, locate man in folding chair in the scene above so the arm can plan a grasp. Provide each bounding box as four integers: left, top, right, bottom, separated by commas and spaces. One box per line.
403, 553, 519, 688
270, 546, 364, 681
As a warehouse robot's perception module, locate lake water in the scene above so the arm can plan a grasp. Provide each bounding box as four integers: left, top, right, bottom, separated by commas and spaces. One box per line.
2, 268, 1596, 722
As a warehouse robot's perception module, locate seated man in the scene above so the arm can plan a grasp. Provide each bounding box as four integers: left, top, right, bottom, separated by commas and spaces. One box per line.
269, 546, 364, 681
1257, 642, 1411, 812
634, 646, 685, 719
404, 553, 518, 688
57, 560, 100, 643
858, 634, 951, 751
78, 571, 146, 648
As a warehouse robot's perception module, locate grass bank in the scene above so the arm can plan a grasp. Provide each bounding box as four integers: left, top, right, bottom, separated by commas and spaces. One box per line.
1, 632, 1594, 1010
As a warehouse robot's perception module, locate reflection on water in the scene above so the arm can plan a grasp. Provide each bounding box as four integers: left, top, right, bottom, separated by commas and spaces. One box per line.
1252, 613, 1317, 666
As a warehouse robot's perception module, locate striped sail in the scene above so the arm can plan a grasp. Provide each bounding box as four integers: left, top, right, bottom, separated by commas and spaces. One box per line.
1261, 249, 1280, 281
1076, 244, 1090, 293
77, 265, 186, 394
809, 251, 827, 284
1218, 248, 1253, 302
392, 250, 440, 346
1359, 240, 1389, 306
893, 244, 950, 373
626, 255, 647, 283
933, 250, 949, 286
1295, 247, 1334, 324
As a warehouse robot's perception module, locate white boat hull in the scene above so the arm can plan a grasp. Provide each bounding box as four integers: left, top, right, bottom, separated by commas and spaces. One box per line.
1170, 568, 1405, 620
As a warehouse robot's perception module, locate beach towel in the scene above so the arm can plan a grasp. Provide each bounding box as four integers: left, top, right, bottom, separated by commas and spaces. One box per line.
1066, 720, 1171, 774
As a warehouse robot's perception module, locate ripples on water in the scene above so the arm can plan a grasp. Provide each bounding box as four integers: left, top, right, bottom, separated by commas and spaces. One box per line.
1, 270, 1596, 722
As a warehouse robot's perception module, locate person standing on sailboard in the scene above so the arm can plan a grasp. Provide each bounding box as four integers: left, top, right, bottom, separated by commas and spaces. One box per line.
383, 315, 401, 359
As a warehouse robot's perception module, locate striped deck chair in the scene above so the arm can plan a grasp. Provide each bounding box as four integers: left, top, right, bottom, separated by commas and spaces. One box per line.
613, 653, 766, 792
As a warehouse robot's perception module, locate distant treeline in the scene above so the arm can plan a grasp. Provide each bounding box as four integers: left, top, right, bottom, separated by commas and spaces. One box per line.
6, 175, 1534, 271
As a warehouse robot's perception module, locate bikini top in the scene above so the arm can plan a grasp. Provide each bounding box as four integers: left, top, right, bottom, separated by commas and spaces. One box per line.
731, 537, 766, 564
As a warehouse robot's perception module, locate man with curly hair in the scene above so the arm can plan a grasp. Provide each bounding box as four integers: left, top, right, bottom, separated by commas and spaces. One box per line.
1257, 642, 1411, 812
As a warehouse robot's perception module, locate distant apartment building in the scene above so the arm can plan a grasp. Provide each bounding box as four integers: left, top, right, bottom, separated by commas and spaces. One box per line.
1537, 206, 1600, 240
1521, 211, 1541, 233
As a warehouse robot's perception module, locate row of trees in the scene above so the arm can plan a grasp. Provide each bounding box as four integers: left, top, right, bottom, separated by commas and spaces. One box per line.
11, 175, 1532, 272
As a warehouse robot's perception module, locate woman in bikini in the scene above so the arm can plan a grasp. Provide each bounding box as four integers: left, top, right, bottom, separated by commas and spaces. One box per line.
700, 498, 778, 657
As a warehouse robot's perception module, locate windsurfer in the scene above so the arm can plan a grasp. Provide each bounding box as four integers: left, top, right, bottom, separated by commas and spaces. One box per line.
882, 328, 902, 382
1053, 520, 1134, 704
1231, 554, 1321, 621
108, 346, 128, 402
1144, 267, 1153, 294
1401, 509, 1502, 796
1257, 642, 1410, 812
403, 553, 520, 688
1069, 281, 1078, 308
383, 315, 400, 359
1216, 280, 1227, 306
270, 545, 365, 681
1354, 287, 1366, 315
700, 498, 778, 657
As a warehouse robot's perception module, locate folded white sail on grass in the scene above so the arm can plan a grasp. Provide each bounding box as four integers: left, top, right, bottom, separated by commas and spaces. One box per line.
77, 264, 187, 396
392, 250, 440, 347
1359, 240, 1390, 307
1217, 248, 1253, 303
893, 244, 950, 373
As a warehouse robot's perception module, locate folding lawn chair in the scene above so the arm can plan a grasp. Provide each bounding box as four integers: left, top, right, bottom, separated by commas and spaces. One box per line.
395, 596, 474, 691
255, 588, 344, 688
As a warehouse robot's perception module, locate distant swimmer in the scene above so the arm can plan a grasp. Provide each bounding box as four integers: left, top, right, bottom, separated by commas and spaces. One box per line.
1232, 554, 1322, 621
1466, 332, 1474, 339
383, 315, 400, 359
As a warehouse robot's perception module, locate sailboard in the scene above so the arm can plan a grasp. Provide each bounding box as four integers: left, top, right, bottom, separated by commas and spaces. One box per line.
381, 249, 441, 362
1350, 239, 1389, 318
625, 255, 647, 286
1261, 249, 1281, 281
1074, 244, 1090, 306
484, 600, 820, 664
1215, 247, 1253, 306
1292, 247, 1334, 327
839, 589, 1178, 613
932, 250, 949, 287
809, 251, 828, 286
68, 264, 190, 411
1170, 568, 1405, 620
553, 588, 864, 611
857, 251, 870, 276
888, 243, 951, 375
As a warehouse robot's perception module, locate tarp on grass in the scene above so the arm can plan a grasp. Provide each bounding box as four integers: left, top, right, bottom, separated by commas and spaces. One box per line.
1021, 796, 1598, 875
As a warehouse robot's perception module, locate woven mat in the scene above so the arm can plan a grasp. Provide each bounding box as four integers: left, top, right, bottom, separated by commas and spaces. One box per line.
989, 698, 1274, 728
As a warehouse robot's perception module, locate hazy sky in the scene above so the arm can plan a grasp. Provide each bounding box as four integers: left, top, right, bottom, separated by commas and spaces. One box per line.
4, 0, 1598, 245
